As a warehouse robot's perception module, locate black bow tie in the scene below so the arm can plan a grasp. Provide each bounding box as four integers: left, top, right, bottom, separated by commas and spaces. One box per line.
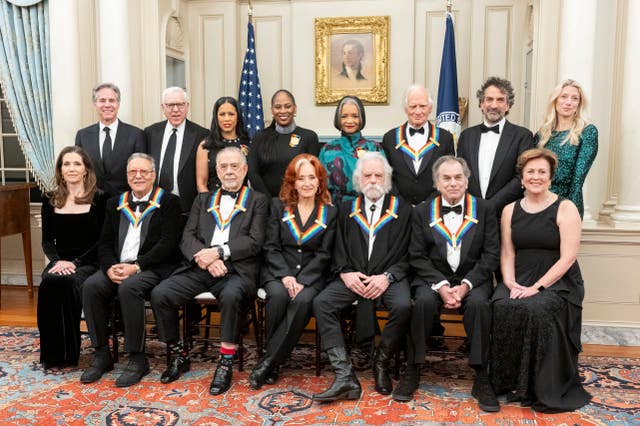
129, 200, 148, 211
408, 127, 425, 136
220, 189, 239, 198
441, 204, 462, 215
480, 124, 500, 134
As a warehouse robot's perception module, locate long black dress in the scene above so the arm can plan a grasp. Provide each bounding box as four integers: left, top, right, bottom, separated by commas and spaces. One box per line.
490, 198, 591, 412
38, 192, 106, 368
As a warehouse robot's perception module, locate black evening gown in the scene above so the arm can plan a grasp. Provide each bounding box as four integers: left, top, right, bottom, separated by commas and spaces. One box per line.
37, 193, 106, 368
490, 197, 591, 412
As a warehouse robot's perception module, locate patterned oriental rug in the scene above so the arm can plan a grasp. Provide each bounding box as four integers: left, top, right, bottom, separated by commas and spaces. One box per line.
0, 327, 638, 425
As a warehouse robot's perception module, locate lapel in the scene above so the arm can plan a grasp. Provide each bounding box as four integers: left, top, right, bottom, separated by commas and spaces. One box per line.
426, 197, 450, 267
394, 123, 417, 174
228, 188, 251, 240
112, 119, 126, 155
150, 122, 166, 174
416, 122, 436, 176
350, 195, 371, 242
117, 212, 129, 256
178, 120, 195, 174
139, 209, 157, 249
367, 195, 394, 271
489, 120, 514, 183
88, 124, 105, 175
468, 126, 482, 185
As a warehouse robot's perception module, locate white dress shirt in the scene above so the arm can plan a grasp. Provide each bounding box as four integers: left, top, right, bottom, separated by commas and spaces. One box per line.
99, 119, 119, 158
209, 193, 235, 259
477, 117, 505, 197
407, 126, 429, 173
120, 189, 151, 263
159, 120, 186, 196
364, 196, 385, 260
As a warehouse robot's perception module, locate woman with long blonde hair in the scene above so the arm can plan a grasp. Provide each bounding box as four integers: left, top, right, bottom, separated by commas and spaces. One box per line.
535, 79, 598, 219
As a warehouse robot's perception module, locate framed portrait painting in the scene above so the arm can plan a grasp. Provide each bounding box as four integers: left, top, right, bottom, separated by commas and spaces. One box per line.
315, 16, 389, 104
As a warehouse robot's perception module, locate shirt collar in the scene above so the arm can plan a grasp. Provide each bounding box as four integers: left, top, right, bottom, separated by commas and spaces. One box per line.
164, 119, 186, 134
441, 195, 464, 208
99, 119, 119, 133
131, 189, 153, 202
482, 117, 506, 133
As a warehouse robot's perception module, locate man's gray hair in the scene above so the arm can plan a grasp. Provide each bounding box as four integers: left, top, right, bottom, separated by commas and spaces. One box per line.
127, 152, 156, 173
402, 84, 433, 109
352, 151, 393, 194
162, 86, 189, 103
92, 82, 121, 102
431, 155, 471, 188
216, 146, 247, 166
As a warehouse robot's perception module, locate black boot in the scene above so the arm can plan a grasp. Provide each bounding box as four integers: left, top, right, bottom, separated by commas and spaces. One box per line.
80, 346, 114, 384
115, 352, 150, 387
248, 355, 275, 390
209, 356, 234, 395
392, 363, 421, 402
472, 369, 500, 412
264, 365, 280, 385
312, 347, 361, 402
372, 345, 393, 395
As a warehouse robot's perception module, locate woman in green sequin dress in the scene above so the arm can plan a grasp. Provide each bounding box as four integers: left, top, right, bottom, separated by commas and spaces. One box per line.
535, 80, 598, 219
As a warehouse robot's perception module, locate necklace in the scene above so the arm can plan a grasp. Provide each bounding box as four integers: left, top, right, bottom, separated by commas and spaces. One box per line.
223, 137, 240, 144
522, 192, 553, 213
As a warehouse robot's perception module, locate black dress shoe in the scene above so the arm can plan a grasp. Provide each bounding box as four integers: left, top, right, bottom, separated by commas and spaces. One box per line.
80, 353, 114, 384
372, 346, 393, 395
161, 355, 191, 384
392, 364, 421, 402
116, 358, 150, 387
264, 365, 280, 385
248, 356, 273, 390
209, 356, 234, 395
472, 374, 500, 412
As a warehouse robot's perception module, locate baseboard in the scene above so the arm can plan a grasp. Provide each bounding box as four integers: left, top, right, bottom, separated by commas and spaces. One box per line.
582, 324, 640, 346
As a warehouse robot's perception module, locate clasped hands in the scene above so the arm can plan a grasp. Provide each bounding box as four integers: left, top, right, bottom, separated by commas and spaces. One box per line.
282, 276, 303, 300
340, 271, 389, 300
438, 284, 469, 309
49, 260, 76, 276
194, 248, 227, 278
507, 282, 539, 299
107, 263, 139, 284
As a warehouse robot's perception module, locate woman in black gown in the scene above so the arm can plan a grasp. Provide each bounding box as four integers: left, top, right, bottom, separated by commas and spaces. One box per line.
38, 146, 107, 369
490, 148, 591, 412
195, 96, 250, 192
248, 90, 320, 197
248, 153, 337, 389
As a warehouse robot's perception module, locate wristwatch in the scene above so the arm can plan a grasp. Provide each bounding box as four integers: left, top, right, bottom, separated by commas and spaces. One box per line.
537, 284, 545, 292
383, 271, 397, 284
215, 245, 224, 260
134, 262, 141, 274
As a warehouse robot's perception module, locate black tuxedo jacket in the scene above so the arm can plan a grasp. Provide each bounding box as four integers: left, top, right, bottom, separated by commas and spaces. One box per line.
180, 188, 269, 286
262, 198, 337, 291
410, 195, 499, 288
456, 120, 534, 215
75, 120, 146, 197
332, 194, 412, 281
97, 189, 183, 279
145, 119, 210, 213
382, 122, 455, 205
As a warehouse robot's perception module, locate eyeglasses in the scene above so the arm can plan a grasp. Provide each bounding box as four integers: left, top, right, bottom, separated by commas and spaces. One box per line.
164, 102, 187, 110
127, 169, 154, 178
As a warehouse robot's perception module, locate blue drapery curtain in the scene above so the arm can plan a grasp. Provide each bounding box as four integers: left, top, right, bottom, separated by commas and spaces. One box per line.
0, 0, 54, 190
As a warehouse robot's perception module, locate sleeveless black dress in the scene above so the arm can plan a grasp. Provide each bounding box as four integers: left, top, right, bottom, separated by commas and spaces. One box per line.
490, 197, 591, 412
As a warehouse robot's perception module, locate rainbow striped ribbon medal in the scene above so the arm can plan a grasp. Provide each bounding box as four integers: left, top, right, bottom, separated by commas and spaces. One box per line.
282, 204, 328, 245
117, 187, 164, 228
207, 186, 250, 231
429, 194, 479, 248
349, 195, 399, 236
394, 122, 440, 161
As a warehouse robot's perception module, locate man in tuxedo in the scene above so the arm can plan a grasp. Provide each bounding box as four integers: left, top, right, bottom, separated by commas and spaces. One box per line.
382, 84, 455, 206
145, 87, 209, 214
80, 153, 183, 387
150, 146, 268, 395
312, 152, 413, 402
456, 76, 534, 217
392, 156, 500, 412
75, 83, 146, 196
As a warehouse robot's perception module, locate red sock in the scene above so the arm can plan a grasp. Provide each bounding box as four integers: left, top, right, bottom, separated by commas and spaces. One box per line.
220, 346, 236, 357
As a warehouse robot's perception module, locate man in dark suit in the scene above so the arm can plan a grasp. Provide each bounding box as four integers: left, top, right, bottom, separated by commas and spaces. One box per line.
392, 156, 500, 412
145, 87, 209, 214
312, 152, 413, 402
456, 76, 535, 217
382, 84, 455, 206
150, 146, 268, 395
75, 83, 146, 197
80, 153, 183, 387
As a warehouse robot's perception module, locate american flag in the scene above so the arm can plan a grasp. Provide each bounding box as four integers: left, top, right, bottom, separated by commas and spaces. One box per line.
238, 21, 264, 139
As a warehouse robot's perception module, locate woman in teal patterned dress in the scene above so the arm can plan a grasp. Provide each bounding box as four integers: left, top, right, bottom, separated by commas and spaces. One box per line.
319, 95, 384, 204
535, 79, 598, 219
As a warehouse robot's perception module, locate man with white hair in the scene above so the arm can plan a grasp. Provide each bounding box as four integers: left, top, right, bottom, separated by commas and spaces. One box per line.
145, 86, 209, 215
312, 152, 413, 402
382, 84, 455, 205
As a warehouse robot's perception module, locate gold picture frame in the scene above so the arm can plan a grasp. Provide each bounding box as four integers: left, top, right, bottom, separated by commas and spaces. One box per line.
314, 16, 389, 104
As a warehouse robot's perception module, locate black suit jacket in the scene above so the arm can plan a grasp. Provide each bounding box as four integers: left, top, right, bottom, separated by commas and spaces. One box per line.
98, 188, 183, 279
180, 187, 269, 286
410, 194, 499, 288
382, 122, 455, 205
75, 120, 146, 197
456, 120, 534, 215
145, 119, 209, 213
262, 198, 337, 291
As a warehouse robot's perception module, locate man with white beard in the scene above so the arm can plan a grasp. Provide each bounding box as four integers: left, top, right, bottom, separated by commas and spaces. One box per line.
312, 152, 413, 402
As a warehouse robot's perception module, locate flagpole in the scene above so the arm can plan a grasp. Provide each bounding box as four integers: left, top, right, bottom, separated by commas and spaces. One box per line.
446, 0, 452, 14
248, 0, 253, 23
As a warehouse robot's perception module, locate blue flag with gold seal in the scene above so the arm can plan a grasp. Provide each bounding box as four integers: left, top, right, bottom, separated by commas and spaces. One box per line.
436, 13, 461, 142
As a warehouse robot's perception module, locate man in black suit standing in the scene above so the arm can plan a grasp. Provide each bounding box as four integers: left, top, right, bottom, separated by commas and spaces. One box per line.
151, 146, 268, 395
312, 152, 413, 402
75, 83, 146, 196
80, 153, 183, 387
392, 156, 500, 413
145, 87, 209, 214
382, 84, 455, 206
456, 76, 534, 217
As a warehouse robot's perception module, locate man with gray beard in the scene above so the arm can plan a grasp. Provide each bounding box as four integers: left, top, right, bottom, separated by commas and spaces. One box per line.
312, 152, 412, 402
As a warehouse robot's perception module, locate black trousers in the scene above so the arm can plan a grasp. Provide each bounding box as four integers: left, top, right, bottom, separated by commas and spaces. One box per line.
83, 269, 161, 354
407, 283, 492, 367
150, 266, 256, 345
263, 280, 319, 364
313, 278, 411, 351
